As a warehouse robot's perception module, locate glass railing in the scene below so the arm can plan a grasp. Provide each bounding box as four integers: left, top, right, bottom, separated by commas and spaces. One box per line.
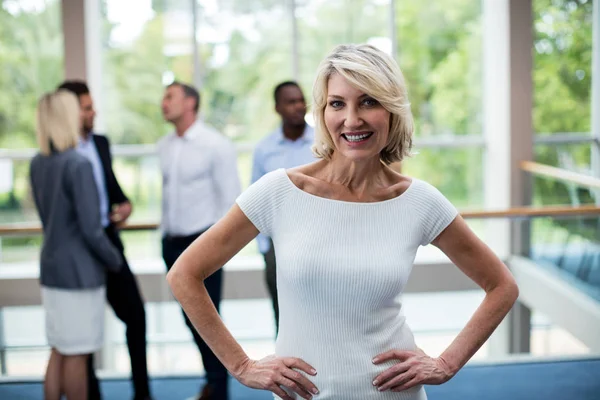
1, 151, 599, 377
524, 162, 600, 301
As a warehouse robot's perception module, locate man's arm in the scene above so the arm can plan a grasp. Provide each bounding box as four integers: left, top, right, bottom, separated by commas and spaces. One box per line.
95, 135, 132, 225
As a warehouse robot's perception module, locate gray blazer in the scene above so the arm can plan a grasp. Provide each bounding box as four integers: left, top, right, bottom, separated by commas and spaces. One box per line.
30, 149, 122, 289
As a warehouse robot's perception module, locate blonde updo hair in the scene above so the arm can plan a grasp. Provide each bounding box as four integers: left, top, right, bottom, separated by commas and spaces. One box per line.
311, 44, 414, 164
35, 90, 80, 155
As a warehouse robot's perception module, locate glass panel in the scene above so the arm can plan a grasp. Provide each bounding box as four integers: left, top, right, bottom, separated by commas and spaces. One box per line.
533, 0, 593, 135
395, 0, 482, 138
530, 311, 590, 356
5, 349, 49, 376
3, 307, 46, 348
0, 0, 64, 243
401, 147, 484, 208
1, 292, 512, 376
100, 0, 193, 144
533, 143, 593, 206
0, 0, 64, 149
197, 0, 293, 142
530, 142, 600, 304
296, 0, 390, 99
531, 214, 600, 302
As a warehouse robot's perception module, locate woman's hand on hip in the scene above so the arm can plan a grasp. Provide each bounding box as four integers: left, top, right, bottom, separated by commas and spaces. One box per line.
371, 348, 454, 392
234, 355, 319, 400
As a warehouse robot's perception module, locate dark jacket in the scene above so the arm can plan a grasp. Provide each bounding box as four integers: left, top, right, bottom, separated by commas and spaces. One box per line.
91, 133, 129, 250
92, 134, 129, 211
30, 149, 122, 289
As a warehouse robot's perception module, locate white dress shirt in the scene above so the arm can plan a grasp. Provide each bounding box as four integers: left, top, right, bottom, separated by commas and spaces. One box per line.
158, 120, 241, 236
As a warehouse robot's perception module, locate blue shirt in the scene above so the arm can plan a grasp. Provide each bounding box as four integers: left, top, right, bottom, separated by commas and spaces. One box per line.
77, 134, 109, 227
251, 124, 315, 253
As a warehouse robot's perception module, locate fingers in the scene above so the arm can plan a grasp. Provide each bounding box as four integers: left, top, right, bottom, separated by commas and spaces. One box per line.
277, 375, 313, 399
372, 349, 413, 364
377, 370, 416, 392
283, 357, 318, 376
372, 362, 410, 388
110, 212, 123, 223
281, 367, 319, 397
391, 376, 421, 392
271, 384, 294, 400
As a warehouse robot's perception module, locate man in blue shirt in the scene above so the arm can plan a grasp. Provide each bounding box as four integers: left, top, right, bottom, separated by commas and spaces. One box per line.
251, 81, 315, 333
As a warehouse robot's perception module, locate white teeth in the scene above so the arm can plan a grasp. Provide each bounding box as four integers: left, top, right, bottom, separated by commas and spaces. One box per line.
345, 133, 371, 142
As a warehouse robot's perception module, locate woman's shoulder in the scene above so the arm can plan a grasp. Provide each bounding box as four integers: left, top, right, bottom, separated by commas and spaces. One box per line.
404, 177, 444, 197
241, 168, 291, 202
31, 149, 83, 170
254, 167, 289, 188
404, 178, 457, 216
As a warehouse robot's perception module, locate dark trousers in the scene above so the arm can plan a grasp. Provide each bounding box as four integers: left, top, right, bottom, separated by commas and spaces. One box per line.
162, 230, 228, 399
88, 226, 150, 400
263, 240, 279, 334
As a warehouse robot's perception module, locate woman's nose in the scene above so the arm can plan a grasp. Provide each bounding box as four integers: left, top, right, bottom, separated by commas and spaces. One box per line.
344, 108, 363, 129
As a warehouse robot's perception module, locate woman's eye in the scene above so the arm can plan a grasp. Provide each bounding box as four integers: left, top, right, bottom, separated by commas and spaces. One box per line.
362, 98, 378, 107
329, 100, 344, 108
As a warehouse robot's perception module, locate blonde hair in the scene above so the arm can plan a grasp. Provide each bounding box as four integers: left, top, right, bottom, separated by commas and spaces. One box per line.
35, 90, 80, 155
312, 44, 414, 164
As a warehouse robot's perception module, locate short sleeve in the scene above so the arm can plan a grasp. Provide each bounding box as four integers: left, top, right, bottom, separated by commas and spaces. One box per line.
236, 169, 289, 237
418, 181, 459, 246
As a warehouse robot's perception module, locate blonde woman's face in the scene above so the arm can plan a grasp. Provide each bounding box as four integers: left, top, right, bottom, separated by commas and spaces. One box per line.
323, 73, 390, 163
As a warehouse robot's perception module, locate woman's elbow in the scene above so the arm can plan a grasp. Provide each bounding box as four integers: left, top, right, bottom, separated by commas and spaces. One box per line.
166, 269, 180, 299
166, 260, 205, 295
502, 275, 520, 308
166, 262, 187, 294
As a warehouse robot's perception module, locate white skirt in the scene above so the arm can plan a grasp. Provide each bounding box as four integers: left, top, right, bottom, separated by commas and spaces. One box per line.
41, 285, 106, 355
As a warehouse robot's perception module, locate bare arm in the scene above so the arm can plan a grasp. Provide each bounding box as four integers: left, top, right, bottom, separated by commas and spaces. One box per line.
166, 204, 318, 399
167, 205, 258, 373
433, 216, 519, 373
374, 216, 519, 391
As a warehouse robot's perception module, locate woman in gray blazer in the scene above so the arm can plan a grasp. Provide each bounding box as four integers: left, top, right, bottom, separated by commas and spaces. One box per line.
30, 90, 123, 400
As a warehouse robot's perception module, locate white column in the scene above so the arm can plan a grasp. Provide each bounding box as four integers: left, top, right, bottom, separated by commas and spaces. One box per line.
192, 0, 203, 89
483, 0, 533, 357
290, 0, 299, 81
61, 0, 105, 132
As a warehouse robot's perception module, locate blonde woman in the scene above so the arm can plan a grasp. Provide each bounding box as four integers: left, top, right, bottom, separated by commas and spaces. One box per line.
166, 44, 518, 399
30, 90, 122, 400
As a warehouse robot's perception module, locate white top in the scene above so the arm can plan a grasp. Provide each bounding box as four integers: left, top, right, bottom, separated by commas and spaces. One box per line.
158, 120, 241, 236
236, 169, 458, 400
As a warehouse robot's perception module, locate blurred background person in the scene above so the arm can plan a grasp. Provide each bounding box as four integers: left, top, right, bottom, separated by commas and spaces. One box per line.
30, 90, 123, 400
158, 81, 241, 400
251, 81, 315, 334
58, 80, 152, 400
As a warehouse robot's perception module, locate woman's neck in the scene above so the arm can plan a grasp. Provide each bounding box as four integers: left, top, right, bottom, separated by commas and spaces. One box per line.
320, 154, 387, 194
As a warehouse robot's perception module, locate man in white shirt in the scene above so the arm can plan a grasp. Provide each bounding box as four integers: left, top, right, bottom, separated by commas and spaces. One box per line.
158, 82, 240, 400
